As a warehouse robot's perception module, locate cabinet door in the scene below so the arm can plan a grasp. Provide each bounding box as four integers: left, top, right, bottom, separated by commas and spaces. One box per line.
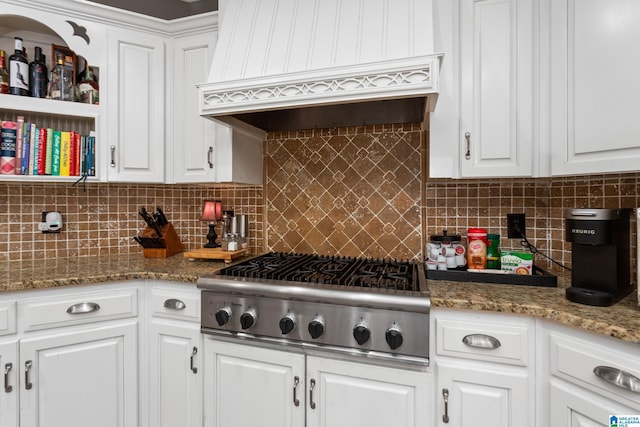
203, 338, 305, 427
148, 320, 202, 427
0, 340, 18, 427
549, 0, 640, 175
171, 32, 219, 183
19, 321, 138, 427
459, 0, 534, 177
306, 356, 431, 427
549, 379, 640, 427
107, 28, 166, 183
436, 360, 532, 427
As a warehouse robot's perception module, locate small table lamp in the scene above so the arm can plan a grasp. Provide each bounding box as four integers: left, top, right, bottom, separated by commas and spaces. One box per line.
200, 199, 223, 248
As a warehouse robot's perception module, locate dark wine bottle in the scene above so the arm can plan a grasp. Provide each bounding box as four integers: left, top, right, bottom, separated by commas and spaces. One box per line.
29, 46, 48, 98
8, 37, 29, 96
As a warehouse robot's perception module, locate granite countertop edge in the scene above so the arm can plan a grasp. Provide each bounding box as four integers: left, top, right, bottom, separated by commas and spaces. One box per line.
1, 254, 638, 344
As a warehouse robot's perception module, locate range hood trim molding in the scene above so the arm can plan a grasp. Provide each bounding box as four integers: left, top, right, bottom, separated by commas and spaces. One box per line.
199, 53, 443, 118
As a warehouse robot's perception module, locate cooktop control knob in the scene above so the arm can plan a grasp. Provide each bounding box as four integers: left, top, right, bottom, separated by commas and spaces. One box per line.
279, 313, 296, 335
308, 316, 325, 339
353, 322, 371, 345
240, 308, 257, 330
214, 307, 232, 326
385, 324, 404, 350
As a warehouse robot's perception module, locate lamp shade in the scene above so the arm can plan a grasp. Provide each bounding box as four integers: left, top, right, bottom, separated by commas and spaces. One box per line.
200, 199, 223, 222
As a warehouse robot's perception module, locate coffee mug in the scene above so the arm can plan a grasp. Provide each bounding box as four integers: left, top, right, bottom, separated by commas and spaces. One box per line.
455, 254, 467, 266
446, 256, 457, 269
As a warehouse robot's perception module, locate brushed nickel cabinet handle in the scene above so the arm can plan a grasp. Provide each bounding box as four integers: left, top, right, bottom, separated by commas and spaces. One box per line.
25, 360, 32, 390
293, 376, 300, 407
462, 334, 501, 349
110, 145, 116, 167
66, 302, 101, 314
309, 378, 316, 409
190, 346, 198, 374
442, 388, 450, 423
464, 132, 471, 160
207, 146, 214, 169
4, 363, 12, 393
593, 366, 640, 393
164, 298, 186, 310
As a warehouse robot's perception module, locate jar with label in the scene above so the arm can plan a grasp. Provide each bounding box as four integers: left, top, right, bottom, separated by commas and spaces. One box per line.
486, 234, 501, 269
467, 227, 487, 269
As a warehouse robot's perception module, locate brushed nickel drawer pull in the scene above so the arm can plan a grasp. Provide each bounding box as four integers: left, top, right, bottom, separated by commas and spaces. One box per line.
66, 302, 101, 314
309, 378, 316, 409
462, 333, 501, 349
25, 360, 32, 390
164, 298, 186, 310
593, 366, 640, 393
207, 146, 214, 169
4, 363, 12, 393
464, 132, 471, 160
190, 346, 198, 374
110, 145, 116, 167
442, 388, 450, 423
293, 376, 300, 407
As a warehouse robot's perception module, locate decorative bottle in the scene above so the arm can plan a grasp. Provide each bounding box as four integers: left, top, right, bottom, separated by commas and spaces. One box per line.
77, 65, 99, 104
0, 50, 9, 94
49, 55, 74, 101
29, 46, 48, 98
8, 37, 29, 96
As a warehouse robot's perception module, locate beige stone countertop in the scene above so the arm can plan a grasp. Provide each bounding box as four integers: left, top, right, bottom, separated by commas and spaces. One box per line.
1, 254, 638, 344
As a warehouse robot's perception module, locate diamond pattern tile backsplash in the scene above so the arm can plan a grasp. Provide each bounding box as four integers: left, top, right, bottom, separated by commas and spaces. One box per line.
265, 124, 424, 260
2, 123, 639, 271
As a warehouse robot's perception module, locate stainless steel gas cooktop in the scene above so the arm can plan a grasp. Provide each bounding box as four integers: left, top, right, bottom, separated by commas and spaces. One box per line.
197, 252, 430, 365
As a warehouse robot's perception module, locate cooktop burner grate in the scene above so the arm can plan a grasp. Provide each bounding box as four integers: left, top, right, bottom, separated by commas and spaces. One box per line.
216, 252, 420, 292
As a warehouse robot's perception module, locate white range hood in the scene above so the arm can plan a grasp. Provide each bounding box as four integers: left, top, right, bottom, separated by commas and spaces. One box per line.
199, 0, 442, 133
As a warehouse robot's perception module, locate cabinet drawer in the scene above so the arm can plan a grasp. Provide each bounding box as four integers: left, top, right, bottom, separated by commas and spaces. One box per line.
150, 286, 200, 322
548, 329, 640, 407
23, 288, 138, 331
436, 316, 531, 366
0, 301, 17, 336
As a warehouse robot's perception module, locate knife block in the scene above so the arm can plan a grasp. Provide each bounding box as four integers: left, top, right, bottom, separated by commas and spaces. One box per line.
141, 223, 184, 258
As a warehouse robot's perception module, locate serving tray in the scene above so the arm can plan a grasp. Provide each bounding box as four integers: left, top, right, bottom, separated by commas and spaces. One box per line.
426, 265, 557, 287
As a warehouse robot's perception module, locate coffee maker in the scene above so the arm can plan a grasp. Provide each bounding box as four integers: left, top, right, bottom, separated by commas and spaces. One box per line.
565, 208, 634, 306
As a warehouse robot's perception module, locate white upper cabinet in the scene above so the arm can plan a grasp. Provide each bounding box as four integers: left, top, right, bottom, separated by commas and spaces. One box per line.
459, 0, 534, 177
107, 28, 166, 183
548, 0, 640, 176
170, 31, 218, 184
429, 0, 535, 178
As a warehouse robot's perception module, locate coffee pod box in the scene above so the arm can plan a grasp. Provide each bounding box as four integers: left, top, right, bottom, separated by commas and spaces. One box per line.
500, 251, 533, 275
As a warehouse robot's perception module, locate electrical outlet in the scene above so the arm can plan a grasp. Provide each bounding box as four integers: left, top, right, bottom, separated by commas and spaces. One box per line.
507, 213, 526, 238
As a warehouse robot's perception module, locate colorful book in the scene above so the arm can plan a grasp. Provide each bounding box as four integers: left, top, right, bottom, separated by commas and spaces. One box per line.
69, 131, 77, 176
37, 127, 47, 175
32, 125, 39, 175
88, 131, 95, 176
73, 132, 81, 176
21, 122, 30, 175
15, 116, 24, 175
51, 130, 61, 176
59, 131, 71, 176
0, 121, 17, 175
28, 123, 36, 175
45, 128, 53, 175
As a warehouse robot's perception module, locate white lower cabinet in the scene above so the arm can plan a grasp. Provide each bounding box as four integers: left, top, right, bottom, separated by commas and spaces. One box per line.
437, 360, 530, 427
19, 321, 138, 427
541, 321, 640, 427
306, 355, 431, 427
549, 379, 638, 427
433, 309, 535, 427
203, 338, 431, 427
203, 339, 305, 427
0, 339, 18, 427
147, 284, 202, 427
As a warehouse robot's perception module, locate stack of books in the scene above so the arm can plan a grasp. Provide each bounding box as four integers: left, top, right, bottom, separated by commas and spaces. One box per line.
0, 116, 96, 177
